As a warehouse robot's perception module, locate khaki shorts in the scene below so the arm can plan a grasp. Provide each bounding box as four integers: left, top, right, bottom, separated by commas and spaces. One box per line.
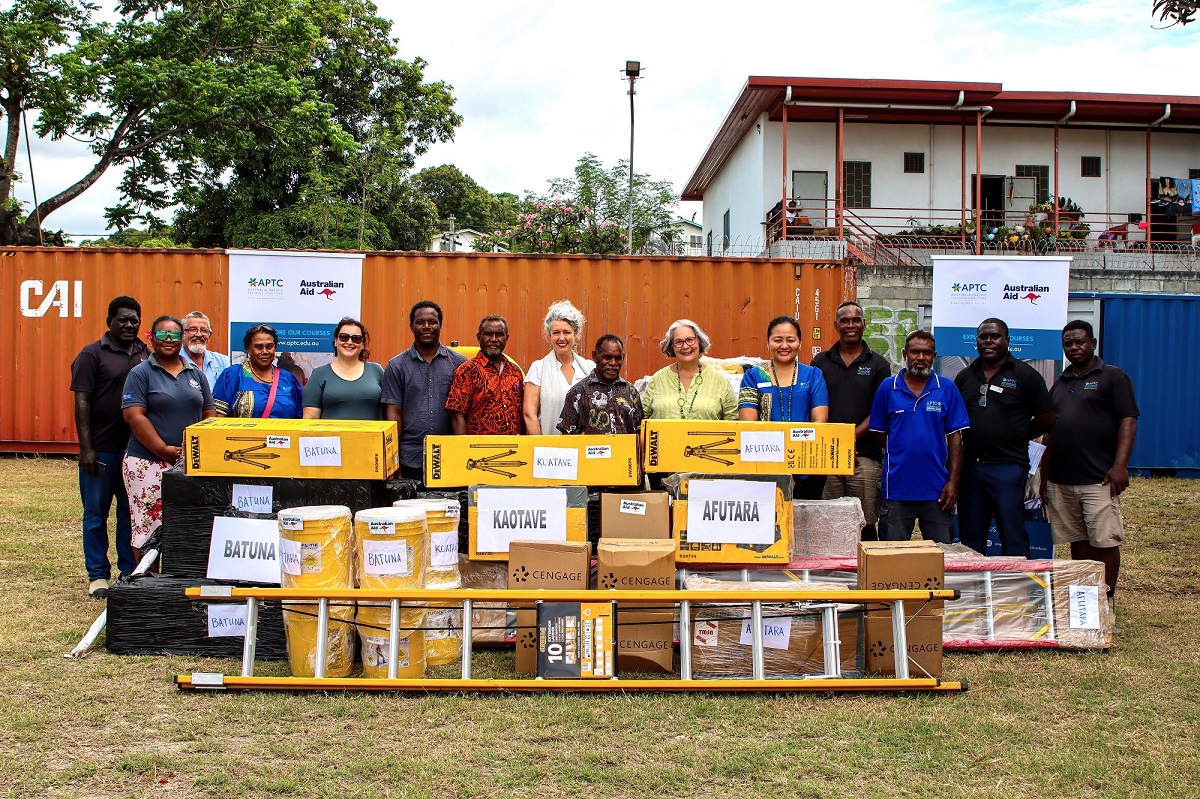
1045, 482, 1125, 548
822, 456, 882, 525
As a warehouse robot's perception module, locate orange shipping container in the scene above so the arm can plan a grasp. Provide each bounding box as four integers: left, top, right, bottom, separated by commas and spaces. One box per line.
0, 247, 848, 451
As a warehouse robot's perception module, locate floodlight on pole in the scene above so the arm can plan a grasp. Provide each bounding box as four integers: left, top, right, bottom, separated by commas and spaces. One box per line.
624, 61, 642, 254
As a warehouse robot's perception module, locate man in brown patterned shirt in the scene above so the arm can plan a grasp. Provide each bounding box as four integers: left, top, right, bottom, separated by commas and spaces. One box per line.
557, 335, 643, 435
446, 315, 525, 435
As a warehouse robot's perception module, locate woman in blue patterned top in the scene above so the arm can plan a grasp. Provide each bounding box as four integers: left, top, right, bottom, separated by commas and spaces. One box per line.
212, 324, 304, 419
738, 315, 830, 423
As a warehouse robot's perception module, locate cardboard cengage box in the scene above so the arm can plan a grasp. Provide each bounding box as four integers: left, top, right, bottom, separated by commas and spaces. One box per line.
597, 539, 676, 673
864, 614, 943, 677
424, 434, 640, 488
468, 485, 589, 561
509, 540, 591, 674
641, 420, 855, 476
185, 418, 399, 480
670, 474, 793, 565
857, 540, 945, 618
536, 601, 616, 679
600, 491, 672, 539
689, 607, 864, 678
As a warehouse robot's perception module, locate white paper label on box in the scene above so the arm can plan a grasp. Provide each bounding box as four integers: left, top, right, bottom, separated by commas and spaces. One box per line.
585, 445, 612, 459
298, 436, 342, 467
265, 435, 291, 449
740, 431, 786, 463
367, 520, 396, 536
685, 479, 775, 545
362, 540, 411, 576
790, 427, 817, 442
532, 447, 578, 480
231, 484, 274, 514
443, 503, 461, 519
430, 531, 458, 566
1068, 585, 1101, 630
279, 538, 302, 575
619, 499, 647, 516
693, 619, 719, 647
278, 514, 303, 531
206, 517, 282, 584
739, 616, 792, 650
207, 604, 248, 638
476, 487, 568, 553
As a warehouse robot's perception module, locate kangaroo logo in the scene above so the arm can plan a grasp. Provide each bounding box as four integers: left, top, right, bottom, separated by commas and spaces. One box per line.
1022, 292, 1041, 304
318, 288, 337, 300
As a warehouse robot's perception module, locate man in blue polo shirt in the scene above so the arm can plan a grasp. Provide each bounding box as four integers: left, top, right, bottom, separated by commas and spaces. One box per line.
869, 330, 970, 543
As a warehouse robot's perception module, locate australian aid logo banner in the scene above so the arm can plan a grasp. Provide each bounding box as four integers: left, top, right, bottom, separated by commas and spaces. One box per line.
227, 250, 364, 378
931, 255, 1070, 359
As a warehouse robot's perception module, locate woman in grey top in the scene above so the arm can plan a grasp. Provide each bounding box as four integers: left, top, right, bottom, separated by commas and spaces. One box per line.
303, 317, 385, 420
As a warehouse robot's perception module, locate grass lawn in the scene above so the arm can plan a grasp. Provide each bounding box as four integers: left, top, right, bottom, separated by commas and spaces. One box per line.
0, 457, 1197, 798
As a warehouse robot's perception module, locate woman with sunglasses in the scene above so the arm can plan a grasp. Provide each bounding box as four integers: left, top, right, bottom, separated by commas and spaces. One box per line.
302, 317, 384, 420
640, 319, 737, 422
212, 324, 304, 419
121, 315, 216, 556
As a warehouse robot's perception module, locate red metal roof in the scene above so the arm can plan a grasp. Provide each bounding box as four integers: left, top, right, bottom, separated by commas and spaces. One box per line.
683, 77, 1200, 200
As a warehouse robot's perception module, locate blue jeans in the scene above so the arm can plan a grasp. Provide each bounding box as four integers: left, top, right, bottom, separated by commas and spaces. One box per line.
958, 461, 1029, 557
79, 450, 136, 580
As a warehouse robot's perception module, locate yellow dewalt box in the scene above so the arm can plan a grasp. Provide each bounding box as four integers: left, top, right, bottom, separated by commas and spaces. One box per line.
424, 435, 639, 488
185, 418, 398, 480
668, 474, 793, 565
467, 485, 589, 561
641, 420, 855, 475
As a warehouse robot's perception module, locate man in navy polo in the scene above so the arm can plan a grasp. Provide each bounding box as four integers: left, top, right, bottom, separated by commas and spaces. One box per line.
954, 318, 1055, 557
869, 330, 970, 543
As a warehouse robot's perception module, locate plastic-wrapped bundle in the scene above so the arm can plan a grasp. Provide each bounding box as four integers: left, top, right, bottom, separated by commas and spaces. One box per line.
791, 497, 865, 558
356, 603, 427, 678
424, 607, 462, 666
278, 505, 354, 590
459, 557, 509, 648
354, 507, 428, 591
282, 601, 356, 678
393, 499, 460, 589
105, 573, 288, 658
159, 464, 417, 578
688, 605, 864, 679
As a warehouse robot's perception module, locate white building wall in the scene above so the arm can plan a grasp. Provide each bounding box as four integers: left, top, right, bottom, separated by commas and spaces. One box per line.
703, 113, 765, 251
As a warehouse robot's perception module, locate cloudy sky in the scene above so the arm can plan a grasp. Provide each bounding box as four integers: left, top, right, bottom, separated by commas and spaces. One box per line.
13, 0, 1200, 238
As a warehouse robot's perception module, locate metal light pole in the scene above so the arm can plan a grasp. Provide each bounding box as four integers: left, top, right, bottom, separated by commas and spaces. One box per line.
625, 61, 641, 254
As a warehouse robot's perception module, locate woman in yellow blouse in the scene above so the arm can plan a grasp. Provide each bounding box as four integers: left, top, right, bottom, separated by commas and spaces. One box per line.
641, 319, 738, 421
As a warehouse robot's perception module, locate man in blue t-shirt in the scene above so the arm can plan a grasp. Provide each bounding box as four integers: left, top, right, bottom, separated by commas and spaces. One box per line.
869, 330, 970, 543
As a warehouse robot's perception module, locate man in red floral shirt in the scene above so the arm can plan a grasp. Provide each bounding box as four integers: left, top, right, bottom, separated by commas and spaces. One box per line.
446, 315, 525, 435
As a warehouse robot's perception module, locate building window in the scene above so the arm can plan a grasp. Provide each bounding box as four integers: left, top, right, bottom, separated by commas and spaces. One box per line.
1015, 164, 1050, 204
722, 210, 730, 253
1081, 156, 1102, 178
903, 152, 925, 174
843, 162, 872, 208
689, 235, 703, 249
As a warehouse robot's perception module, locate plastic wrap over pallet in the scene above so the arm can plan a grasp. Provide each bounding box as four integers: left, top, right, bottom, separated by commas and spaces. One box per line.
459, 557, 510, 647
105, 573, 287, 659
159, 464, 417, 579
791, 497, 865, 558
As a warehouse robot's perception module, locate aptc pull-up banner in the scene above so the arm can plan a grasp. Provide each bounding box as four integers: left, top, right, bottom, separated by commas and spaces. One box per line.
930, 255, 1070, 360
227, 250, 364, 376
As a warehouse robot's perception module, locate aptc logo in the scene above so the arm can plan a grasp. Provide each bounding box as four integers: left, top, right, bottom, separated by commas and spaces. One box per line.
951, 283, 987, 292
247, 278, 284, 288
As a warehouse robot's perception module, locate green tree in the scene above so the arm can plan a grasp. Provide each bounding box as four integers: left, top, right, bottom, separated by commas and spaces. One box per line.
1154, 0, 1197, 25
413, 164, 502, 233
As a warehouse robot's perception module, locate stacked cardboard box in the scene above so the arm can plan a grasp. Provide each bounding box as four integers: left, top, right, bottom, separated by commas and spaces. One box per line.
508, 540, 591, 674
665, 473, 793, 565
597, 539, 676, 673
857, 541, 945, 677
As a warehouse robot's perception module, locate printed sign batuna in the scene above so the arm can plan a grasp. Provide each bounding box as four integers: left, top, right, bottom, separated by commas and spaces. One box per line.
206, 517, 281, 584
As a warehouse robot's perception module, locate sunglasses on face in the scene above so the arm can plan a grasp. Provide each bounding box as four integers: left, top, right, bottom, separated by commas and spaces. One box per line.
153, 330, 183, 342
337, 333, 364, 344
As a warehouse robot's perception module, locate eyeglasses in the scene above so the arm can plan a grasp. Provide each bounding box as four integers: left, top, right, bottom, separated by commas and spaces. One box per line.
183, 327, 211, 336
153, 330, 183, 342
337, 333, 364, 343
672, 336, 699, 349
978, 385, 988, 407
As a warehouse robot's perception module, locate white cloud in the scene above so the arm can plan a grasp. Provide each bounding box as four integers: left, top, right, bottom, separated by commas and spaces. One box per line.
10, 0, 1199, 235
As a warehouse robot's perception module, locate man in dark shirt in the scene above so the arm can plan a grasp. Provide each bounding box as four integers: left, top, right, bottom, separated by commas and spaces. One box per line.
1040, 320, 1138, 605
446, 315, 524, 435
557, 335, 644, 435
954, 318, 1055, 557
381, 301, 467, 486
70, 296, 150, 598
812, 301, 891, 539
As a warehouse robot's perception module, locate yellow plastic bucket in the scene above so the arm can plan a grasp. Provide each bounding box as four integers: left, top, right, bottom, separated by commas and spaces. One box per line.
278, 505, 353, 590
282, 601, 356, 678
394, 498, 461, 589
424, 606, 462, 666
356, 603, 427, 678
353, 507, 428, 591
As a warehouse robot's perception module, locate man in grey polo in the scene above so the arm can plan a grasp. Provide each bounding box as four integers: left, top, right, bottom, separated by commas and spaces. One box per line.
381, 300, 467, 486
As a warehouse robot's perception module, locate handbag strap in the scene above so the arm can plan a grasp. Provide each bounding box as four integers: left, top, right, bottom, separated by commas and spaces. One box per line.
260, 367, 281, 418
